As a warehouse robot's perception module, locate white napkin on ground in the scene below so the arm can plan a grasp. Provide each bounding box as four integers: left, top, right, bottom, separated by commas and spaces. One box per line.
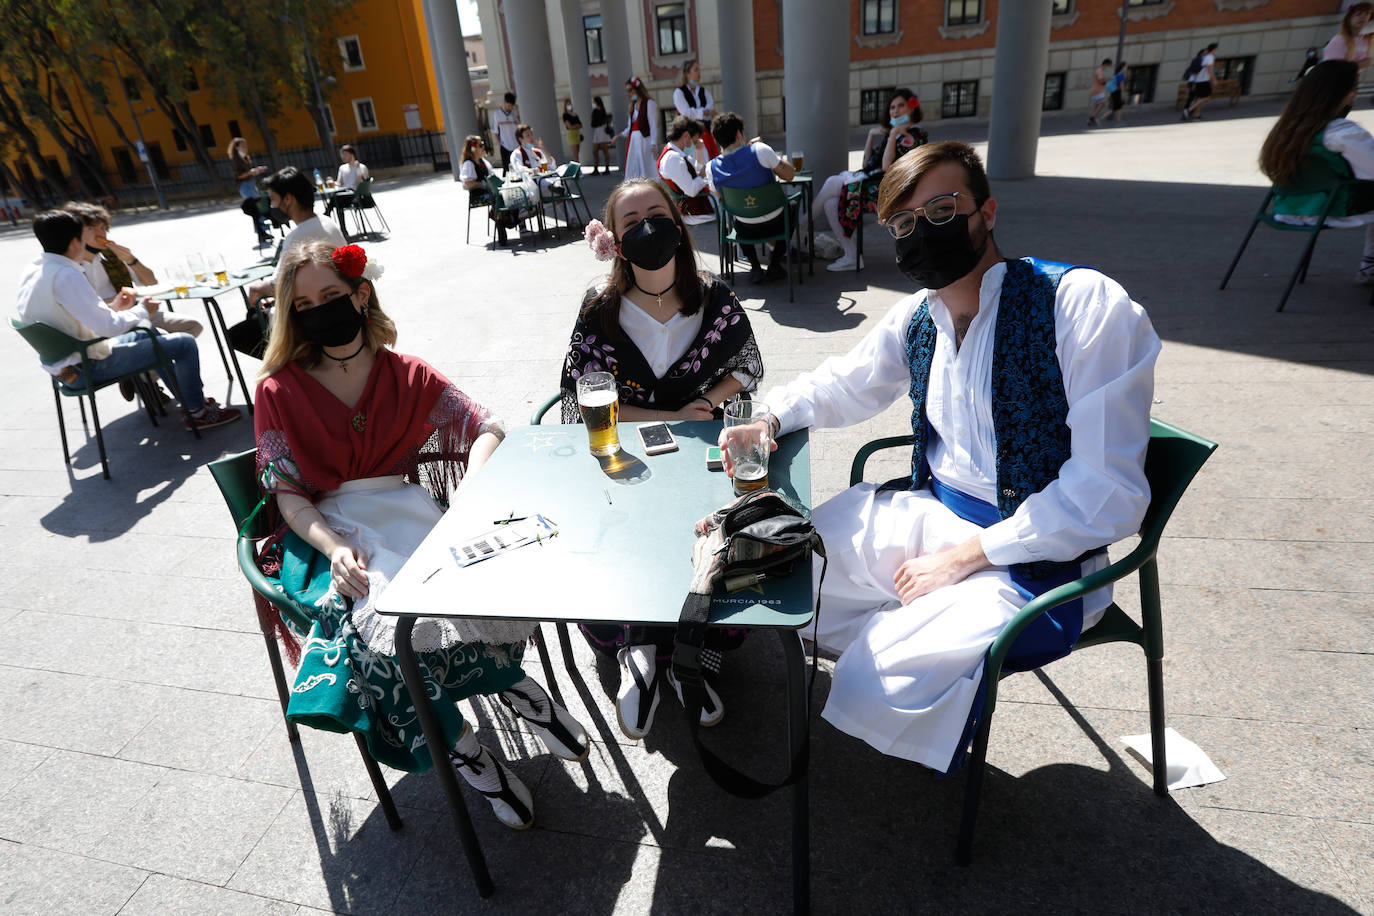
1121, 727, 1225, 789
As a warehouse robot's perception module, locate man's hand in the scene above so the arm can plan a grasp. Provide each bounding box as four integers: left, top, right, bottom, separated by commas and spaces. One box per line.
112, 288, 138, 311
716, 420, 778, 477
105, 238, 134, 262
142, 297, 160, 314
893, 536, 992, 605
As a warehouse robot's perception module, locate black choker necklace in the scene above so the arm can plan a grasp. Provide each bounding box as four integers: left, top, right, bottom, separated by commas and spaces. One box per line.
633, 277, 675, 309
321, 340, 366, 372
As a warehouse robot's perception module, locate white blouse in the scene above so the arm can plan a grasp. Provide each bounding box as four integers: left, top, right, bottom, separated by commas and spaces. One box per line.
764, 261, 1161, 567
619, 298, 755, 402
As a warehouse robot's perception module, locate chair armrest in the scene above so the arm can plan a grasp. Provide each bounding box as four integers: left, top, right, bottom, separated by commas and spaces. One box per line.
237, 535, 313, 632
531, 392, 562, 424
849, 435, 916, 486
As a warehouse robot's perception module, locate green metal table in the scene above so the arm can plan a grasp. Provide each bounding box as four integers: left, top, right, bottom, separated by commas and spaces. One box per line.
377, 420, 814, 912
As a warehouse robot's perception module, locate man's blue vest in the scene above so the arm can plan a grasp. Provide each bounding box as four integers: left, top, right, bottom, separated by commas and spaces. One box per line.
708, 144, 775, 190
902, 256, 1089, 582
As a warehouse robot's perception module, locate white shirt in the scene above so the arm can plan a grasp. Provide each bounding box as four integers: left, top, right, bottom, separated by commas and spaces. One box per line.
15, 252, 150, 373
80, 255, 118, 300
492, 107, 519, 150
1188, 53, 1215, 83
707, 142, 784, 222
1322, 117, 1374, 178
336, 161, 370, 189
673, 84, 714, 120
283, 215, 346, 255
764, 262, 1160, 567
511, 145, 555, 172
459, 157, 494, 184
658, 142, 709, 197
619, 298, 756, 398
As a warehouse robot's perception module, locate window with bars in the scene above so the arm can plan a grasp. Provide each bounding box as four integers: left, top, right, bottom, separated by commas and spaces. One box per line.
112, 147, 137, 183
1043, 72, 1065, 111
942, 80, 978, 118
198, 124, 215, 148
353, 98, 378, 132
946, 0, 982, 26
339, 36, 365, 71
172, 129, 187, 152
1213, 56, 1255, 94
862, 0, 896, 35
860, 87, 897, 124
1127, 64, 1158, 103
584, 15, 605, 64
655, 3, 688, 56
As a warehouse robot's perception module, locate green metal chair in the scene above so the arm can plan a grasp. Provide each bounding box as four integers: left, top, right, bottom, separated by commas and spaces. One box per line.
543, 161, 591, 231
718, 182, 804, 302
11, 318, 198, 480
206, 450, 404, 830
848, 417, 1218, 864
466, 183, 492, 245
484, 174, 543, 247
1219, 154, 1374, 312
345, 177, 391, 238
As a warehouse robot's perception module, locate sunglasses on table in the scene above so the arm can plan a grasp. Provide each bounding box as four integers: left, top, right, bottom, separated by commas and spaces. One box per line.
881, 192, 986, 239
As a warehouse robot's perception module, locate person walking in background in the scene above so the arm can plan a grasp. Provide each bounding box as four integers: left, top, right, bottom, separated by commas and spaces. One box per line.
228, 137, 270, 249
491, 92, 521, 174
620, 77, 659, 181
1087, 59, 1112, 126
1323, 3, 1373, 71
1109, 62, 1131, 124
674, 58, 718, 159
1260, 60, 1374, 283
590, 96, 614, 174
1183, 43, 1219, 121
562, 99, 583, 166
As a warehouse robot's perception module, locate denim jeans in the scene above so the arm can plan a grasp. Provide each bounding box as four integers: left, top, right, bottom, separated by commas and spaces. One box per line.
79, 330, 206, 411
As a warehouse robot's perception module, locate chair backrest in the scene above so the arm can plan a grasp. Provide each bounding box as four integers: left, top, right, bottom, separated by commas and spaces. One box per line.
1137, 417, 1218, 548
531, 391, 562, 424
718, 182, 787, 220
11, 318, 88, 365
562, 160, 581, 179
352, 177, 375, 206
207, 448, 271, 539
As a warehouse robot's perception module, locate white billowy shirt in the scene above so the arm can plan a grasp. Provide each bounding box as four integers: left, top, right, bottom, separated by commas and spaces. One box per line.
619, 298, 757, 402
764, 261, 1161, 567
15, 253, 150, 373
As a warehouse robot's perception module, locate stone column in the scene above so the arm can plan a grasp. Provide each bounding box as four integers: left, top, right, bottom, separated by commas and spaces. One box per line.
782, 0, 848, 179
503, 0, 563, 153
558, 0, 594, 162
473, 0, 510, 104
986, 0, 1053, 180
600, 0, 634, 136
421, 0, 481, 181
714, 0, 756, 134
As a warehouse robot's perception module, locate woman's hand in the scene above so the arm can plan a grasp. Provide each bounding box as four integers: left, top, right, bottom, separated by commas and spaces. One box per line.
672, 401, 715, 421
329, 545, 370, 599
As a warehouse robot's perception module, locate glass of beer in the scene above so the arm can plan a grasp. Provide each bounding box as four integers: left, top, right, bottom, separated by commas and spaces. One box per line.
172, 259, 190, 298
723, 400, 773, 495
576, 371, 620, 456
790, 150, 805, 171
188, 253, 208, 285
208, 253, 228, 287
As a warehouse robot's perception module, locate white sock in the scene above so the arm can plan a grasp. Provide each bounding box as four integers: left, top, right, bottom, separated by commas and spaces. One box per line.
501, 676, 550, 721
449, 725, 506, 795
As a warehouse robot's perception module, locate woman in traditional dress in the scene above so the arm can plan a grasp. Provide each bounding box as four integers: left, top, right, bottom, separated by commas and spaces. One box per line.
620, 77, 659, 180
254, 240, 588, 829
1260, 59, 1374, 282
673, 58, 718, 159
560, 178, 764, 741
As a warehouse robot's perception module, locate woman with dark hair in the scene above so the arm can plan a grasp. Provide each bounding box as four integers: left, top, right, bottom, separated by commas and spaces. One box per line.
1260, 59, 1374, 281
1323, 2, 1373, 70
673, 58, 718, 159
254, 241, 589, 829
590, 96, 614, 174
619, 77, 659, 180
560, 178, 763, 739
227, 137, 270, 248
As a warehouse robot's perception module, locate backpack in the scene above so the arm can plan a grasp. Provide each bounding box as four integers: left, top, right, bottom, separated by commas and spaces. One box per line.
1185, 53, 1205, 79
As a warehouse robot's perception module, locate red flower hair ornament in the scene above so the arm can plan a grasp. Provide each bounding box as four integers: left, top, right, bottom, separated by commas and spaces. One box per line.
331, 244, 384, 281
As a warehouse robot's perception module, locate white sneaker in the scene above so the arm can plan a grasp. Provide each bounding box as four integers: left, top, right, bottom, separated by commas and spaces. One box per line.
826, 254, 862, 272
449, 726, 534, 829
616, 645, 662, 740
666, 668, 725, 727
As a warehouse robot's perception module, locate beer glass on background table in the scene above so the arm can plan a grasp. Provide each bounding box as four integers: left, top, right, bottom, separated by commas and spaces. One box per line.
790, 150, 805, 171
208, 253, 228, 287
723, 400, 773, 495
172, 259, 190, 298
576, 371, 621, 456
188, 253, 208, 285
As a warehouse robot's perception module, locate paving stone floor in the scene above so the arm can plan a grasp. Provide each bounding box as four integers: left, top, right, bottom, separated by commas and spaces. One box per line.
0, 99, 1369, 914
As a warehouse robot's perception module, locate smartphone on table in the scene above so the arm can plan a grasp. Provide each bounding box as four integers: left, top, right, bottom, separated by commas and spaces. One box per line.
637, 421, 678, 455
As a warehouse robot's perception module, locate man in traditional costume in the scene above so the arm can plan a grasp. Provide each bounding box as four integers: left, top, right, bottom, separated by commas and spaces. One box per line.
754, 142, 1160, 772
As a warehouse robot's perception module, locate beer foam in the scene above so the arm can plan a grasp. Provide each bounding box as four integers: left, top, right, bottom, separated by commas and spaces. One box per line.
578, 389, 617, 408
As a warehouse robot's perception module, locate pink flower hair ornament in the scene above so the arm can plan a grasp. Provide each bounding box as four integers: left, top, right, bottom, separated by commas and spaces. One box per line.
585, 219, 618, 262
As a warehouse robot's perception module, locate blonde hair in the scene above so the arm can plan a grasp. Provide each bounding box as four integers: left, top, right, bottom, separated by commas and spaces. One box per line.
257, 240, 397, 379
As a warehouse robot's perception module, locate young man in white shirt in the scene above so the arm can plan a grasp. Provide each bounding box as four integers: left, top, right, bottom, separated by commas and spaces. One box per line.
245, 167, 346, 307
491, 92, 521, 174
1183, 43, 1219, 121
15, 210, 240, 429
725, 142, 1160, 774
325, 144, 371, 217
657, 116, 714, 225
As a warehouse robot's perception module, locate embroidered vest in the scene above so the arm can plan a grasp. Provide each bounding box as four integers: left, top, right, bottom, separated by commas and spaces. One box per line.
680, 83, 708, 110
902, 257, 1083, 580
709, 144, 774, 190
631, 99, 651, 136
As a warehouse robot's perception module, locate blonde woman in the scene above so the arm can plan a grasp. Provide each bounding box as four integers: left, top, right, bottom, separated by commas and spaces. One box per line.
253, 240, 588, 829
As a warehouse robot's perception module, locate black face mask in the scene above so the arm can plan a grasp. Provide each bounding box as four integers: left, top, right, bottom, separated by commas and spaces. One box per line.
1339, 104, 1354, 119
269, 206, 289, 224
85, 244, 102, 255
894, 212, 989, 290
619, 216, 681, 271
295, 292, 364, 348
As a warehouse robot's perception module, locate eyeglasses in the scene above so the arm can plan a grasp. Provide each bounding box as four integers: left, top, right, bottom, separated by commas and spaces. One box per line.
882, 192, 984, 239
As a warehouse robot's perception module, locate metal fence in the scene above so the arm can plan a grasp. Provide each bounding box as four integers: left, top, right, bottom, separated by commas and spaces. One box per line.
40, 129, 453, 212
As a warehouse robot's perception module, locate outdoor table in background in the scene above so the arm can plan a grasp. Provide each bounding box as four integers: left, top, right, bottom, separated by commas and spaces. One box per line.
783, 170, 815, 276
150, 263, 274, 412
377, 420, 814, 913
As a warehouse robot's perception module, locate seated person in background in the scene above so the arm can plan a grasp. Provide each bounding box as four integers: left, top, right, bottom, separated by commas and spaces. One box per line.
1260, 59, 1374, 282
509, 124, 562, 198
325, 144, 370, 216
706, 111, 796, 284
15, 210, 240, 429
254, 240, 588, 829
561, 179, 762, 739
459, 135, 517, 247
658, 116, 715, 225
245, 167, 346, 309
814, 89, 925, 272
